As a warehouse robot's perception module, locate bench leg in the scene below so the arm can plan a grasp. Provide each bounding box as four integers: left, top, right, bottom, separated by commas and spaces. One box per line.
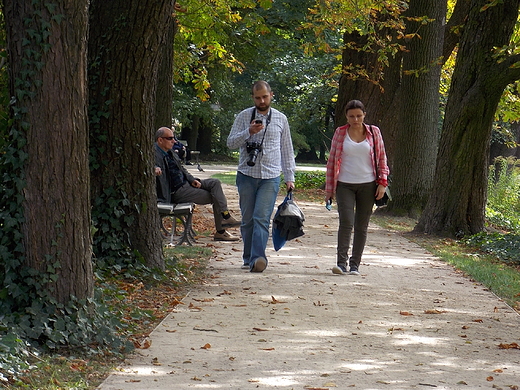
168, 213, 195, 246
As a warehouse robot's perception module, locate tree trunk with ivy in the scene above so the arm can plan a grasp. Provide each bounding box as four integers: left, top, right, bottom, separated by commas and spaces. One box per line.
415, 0, 520, 237
4, 0, 93, 304
88, 0, 175, 269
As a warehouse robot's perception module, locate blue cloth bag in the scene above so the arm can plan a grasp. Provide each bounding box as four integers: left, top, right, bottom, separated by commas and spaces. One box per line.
272, 190, 305, 251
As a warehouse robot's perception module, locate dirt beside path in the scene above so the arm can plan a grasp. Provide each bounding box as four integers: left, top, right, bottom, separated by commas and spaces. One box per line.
99, 165, 520, 390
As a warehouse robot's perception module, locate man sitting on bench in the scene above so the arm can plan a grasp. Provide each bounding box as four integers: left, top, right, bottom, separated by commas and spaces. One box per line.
154, 127, 241, 241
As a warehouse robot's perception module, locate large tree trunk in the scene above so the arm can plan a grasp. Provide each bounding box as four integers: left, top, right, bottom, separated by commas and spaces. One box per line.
4, 0, 93, 304
390, 0, 445, 218
155, 14, 177, 130
416, 0, 520, 237
335, 24, 403, 170
89, 0, 175, 269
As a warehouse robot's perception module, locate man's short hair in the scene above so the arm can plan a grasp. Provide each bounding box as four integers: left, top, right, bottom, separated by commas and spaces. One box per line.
252, 80, 271, 95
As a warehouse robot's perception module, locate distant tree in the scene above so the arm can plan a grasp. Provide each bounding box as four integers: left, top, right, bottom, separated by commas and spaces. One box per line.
416, 0, 520, 236
390, 0, 446, 217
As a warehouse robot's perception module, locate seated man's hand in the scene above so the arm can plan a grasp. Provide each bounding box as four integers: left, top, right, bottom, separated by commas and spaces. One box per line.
191, 180, 202, 188
155, 167, 162, 176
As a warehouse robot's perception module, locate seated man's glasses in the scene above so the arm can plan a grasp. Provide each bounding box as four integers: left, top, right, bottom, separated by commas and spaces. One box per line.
162, 137, 175, 140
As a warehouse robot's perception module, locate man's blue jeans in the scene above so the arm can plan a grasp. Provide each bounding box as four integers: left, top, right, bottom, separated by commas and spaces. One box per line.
236, 172, 280, 269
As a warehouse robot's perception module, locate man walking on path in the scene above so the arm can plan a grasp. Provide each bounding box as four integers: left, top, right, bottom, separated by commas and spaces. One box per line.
227, 80, 296, 272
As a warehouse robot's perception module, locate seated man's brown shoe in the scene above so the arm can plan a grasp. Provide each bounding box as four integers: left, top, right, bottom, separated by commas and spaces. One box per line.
222, 215, 241, 228
214, 230, 240, 241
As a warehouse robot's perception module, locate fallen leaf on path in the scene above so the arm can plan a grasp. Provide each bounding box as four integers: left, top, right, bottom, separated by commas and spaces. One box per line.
200, 343, 211, 349
424, 309, 447, 314
486, 376, 494, 381
261, 348, 275, 351
400, 311, 413, 316
492, 369, 503, 373
133, 338, 152, 349
473, 319, 483, 323
270, 296, 287, 304
188, 302, 202, 311
126, 379, 141, 383
165, 329, 177, 333
217, 290, 232, 296
498, 342, 520, 349
192, 298, 214, 302
253, 327, 269, 331
304, 387, 330, 390
191, 376, 202, 381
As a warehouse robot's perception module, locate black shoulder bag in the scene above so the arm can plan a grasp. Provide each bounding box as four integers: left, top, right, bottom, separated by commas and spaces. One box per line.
370, 125, 390, 207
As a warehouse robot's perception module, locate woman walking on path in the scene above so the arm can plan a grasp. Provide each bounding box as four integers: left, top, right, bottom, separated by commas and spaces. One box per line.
325, 100, 389, 275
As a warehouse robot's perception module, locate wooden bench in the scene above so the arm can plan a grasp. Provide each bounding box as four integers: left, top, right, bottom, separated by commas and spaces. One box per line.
157, 202, 196, 246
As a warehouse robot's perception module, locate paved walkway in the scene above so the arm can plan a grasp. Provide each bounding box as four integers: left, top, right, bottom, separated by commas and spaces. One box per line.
99, 164, 520, 390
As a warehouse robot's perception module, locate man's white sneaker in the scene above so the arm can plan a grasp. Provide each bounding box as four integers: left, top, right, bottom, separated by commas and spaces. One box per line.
214, 231, 240, 241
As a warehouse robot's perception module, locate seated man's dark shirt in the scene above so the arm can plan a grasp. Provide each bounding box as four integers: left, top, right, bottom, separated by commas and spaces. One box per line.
164, 151, 186, 192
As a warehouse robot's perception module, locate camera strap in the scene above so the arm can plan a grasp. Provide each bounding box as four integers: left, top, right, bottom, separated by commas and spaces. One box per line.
250, 108, 272, 147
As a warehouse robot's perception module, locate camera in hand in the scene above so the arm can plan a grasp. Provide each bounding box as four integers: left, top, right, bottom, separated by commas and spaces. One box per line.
254, 119, 262, 124
246, 142, 262, 166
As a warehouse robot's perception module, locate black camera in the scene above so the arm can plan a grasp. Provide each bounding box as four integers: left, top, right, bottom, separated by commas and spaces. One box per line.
246, 142, 262, 166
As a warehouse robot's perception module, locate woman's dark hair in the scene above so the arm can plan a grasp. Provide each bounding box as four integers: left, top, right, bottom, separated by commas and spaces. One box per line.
344, 100, 365, 114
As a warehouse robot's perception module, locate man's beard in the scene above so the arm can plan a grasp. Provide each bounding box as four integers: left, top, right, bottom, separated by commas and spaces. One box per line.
255, 103, 270, 113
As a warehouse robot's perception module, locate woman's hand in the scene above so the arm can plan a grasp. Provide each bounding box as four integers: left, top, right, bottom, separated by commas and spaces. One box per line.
375, 184, 386, 200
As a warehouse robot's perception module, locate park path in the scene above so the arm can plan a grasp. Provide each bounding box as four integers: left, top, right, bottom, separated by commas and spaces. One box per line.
99, 164, 520, 390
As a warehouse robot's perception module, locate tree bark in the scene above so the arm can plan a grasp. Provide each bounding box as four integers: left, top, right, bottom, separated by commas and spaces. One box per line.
89, 0, 175, 269
4, 0, 93, 304
390, 0, 446, 217
335, 23, 403, 170
155, 15, 177, 131
416, 0, 520, 236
